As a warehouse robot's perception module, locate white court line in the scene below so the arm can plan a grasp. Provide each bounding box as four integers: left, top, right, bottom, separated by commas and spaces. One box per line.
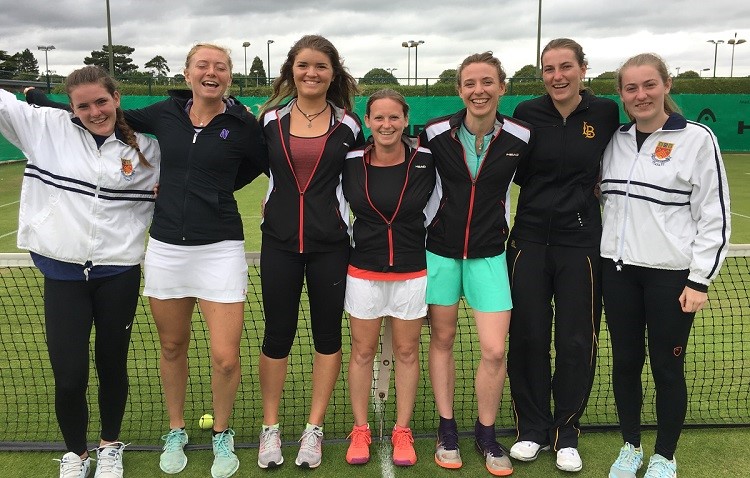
732, 212, 750, 220
378, 442, 396, 478
0, 230, 17, 239
0, 200, 20, 208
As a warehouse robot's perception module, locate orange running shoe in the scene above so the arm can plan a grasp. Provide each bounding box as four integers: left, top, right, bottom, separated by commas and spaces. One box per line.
346, 424, 371, 465
392, 426, 417, 466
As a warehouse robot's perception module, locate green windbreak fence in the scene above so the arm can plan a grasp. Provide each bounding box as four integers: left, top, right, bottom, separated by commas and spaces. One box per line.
1, 93, 749, 161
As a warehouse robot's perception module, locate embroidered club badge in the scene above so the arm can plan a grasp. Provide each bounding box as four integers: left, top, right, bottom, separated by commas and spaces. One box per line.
121, 158, 134, 180
651, 141, 674, 166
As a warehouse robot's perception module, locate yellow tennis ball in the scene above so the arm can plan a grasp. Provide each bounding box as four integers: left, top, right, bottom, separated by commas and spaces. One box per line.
199, 414, 214, 430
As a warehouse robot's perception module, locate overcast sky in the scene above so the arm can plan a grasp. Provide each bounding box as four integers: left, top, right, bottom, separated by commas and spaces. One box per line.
2, 1, 749, 82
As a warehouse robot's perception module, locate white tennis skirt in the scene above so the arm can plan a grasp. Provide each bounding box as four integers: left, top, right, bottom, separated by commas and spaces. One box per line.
143, 238, 248, 303
344, 275, 427, 320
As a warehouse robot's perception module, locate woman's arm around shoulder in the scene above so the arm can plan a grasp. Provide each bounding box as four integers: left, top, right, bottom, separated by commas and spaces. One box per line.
234, 111, 269, 190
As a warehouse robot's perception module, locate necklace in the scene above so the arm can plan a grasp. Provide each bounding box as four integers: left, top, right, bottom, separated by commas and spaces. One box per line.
295, 101, 328, 128
189, 105, 223, 127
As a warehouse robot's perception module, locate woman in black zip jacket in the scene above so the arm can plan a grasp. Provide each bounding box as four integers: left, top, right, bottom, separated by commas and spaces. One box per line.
256, 34, 364, 470
505, 38, 619, 473
341, 89, 435, 467
420, 52, 532, 477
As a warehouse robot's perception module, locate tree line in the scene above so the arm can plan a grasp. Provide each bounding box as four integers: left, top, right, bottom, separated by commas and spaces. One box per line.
0, 44, 732, 84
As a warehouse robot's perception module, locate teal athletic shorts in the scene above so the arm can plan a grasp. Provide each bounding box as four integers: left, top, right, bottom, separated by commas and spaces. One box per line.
426, 251, 512, 312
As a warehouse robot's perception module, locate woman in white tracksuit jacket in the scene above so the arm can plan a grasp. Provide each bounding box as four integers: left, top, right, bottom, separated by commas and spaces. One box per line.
601, 53, 730, 478
0, 66, 159, 478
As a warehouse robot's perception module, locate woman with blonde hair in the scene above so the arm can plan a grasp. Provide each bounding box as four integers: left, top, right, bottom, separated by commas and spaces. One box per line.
601, 53, 730, 478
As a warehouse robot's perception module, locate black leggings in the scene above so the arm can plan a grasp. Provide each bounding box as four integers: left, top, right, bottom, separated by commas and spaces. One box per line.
44, 266, 140, 455
260, 244, 348, 359
602, 259, 694, 460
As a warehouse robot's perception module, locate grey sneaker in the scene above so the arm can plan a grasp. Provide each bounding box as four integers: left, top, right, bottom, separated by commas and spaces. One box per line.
258, 427, 284, 468
434, 422, 462, 469
94, 442, 126, 478
211, 428, 240, 478
56, 452, 91, 478
643, 454, 677, 478
609, 442, 644, 478
160, 428, 188, 474
475, 438, 513, 476
295, 426, 323, 468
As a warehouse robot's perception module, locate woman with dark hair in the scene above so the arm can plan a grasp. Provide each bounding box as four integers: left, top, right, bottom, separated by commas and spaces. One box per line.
506, 38, 620, 472
342, 89, 434, 467
1, 66, 160, 478
257, 34, 364, 470
421, 52, 532, 477
602, 52, 730, 478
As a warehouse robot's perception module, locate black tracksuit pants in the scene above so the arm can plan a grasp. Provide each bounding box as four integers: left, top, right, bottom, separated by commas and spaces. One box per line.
602, 259, 694, 460
44, 266, 140, 455
506, 239, 601, 450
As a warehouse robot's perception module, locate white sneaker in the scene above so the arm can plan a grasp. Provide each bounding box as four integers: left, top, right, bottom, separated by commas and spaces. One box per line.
56, 452, 91, 478
94, 442, 126, 478
258, 426, 284, 468
509, 440, 549, 462
556, 447, 583, 472
295, 426, 323, 468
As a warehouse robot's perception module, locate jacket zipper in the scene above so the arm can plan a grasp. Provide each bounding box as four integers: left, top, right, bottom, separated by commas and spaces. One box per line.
279, 108, 344, 253
615, 135, 641, 271
452, 128, 498, 259
362, 147, 415, 267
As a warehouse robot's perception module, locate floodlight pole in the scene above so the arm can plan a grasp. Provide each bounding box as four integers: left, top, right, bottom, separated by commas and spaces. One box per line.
707, 39, 724, 78
728, 33, 747, 78
106, 0, 114, 76
37, 45, 55, 92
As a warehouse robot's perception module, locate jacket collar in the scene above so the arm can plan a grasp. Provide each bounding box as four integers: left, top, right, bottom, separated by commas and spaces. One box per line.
167, 89, 248, 121
363, 133, 419, 155
543, 89, 591, 116
71, 117, 128, 144
619, 112, 687, 134
448, 108, 504, 138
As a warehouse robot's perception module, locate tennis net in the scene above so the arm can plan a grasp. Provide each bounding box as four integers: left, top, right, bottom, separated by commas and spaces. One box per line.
0, 246, 748, 450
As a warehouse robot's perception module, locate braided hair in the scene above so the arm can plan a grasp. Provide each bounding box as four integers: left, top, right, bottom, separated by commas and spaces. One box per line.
65, 66, 152, 168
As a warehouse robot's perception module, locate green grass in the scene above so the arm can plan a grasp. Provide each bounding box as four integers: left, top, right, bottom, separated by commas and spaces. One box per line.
1, 428, 749, 478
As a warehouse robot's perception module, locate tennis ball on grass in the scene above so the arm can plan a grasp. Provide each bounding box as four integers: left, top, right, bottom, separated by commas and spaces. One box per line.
199, 413, 214, 430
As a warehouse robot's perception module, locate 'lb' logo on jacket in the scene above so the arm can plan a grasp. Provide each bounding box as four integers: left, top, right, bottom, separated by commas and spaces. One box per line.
582, 121, 595, 139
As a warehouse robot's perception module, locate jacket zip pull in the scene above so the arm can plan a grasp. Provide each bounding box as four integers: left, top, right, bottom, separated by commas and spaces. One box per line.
83, 265, 91, 281
615, 259, 623, 272
192, 133, 198, 144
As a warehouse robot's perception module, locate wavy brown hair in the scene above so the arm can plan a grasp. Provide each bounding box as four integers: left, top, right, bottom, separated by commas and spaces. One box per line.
65, 66, 152, 168
261, 35, 358, 114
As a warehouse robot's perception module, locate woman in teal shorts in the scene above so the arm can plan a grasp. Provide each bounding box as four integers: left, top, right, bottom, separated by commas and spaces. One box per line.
419, 51, 533, 477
